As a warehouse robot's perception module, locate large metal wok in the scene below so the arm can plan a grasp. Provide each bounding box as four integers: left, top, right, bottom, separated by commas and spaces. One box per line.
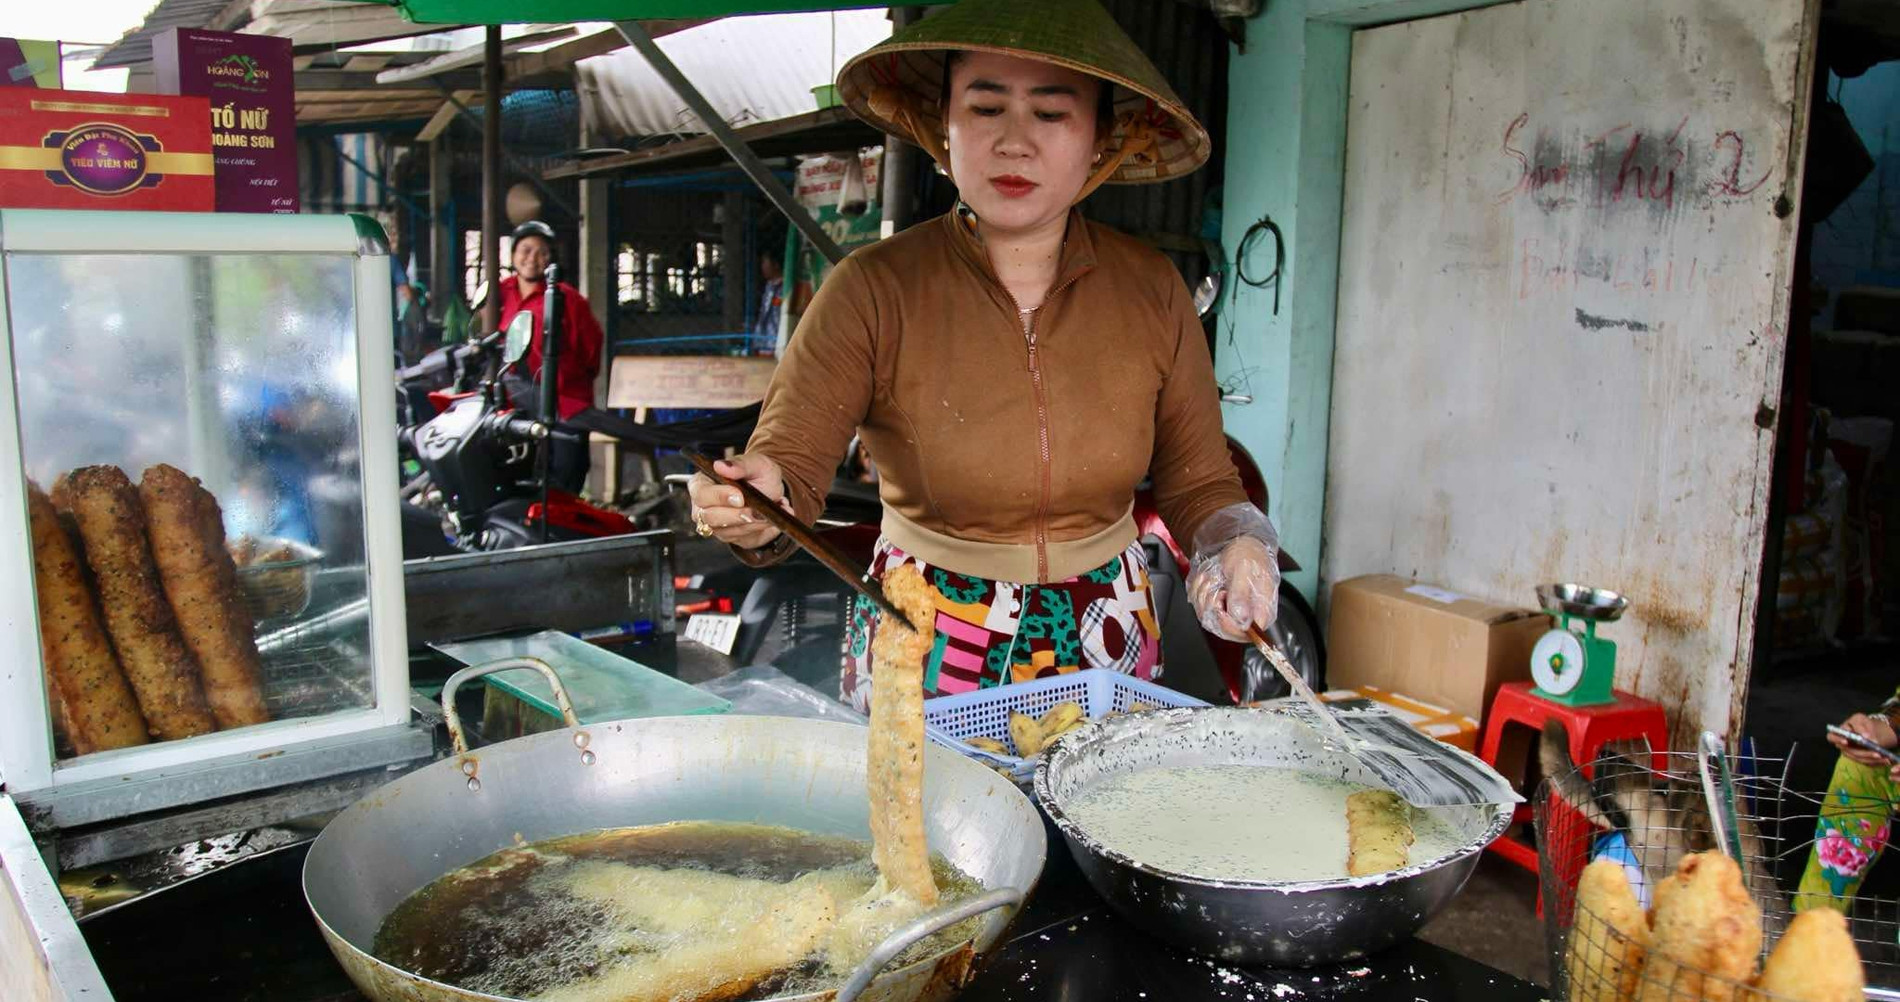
1035, 706, 1511, 967
305, 659, 1046, 1002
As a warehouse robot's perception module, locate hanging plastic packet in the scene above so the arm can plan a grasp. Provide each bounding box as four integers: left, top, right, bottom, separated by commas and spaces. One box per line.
837, 153, 870, 219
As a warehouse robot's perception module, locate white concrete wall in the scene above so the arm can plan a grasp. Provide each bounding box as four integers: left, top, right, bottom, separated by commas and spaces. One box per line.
1324, 0, 1816, 742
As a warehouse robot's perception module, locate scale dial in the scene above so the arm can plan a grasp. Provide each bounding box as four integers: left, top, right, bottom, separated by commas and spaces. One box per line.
1531, 629, 1587, 695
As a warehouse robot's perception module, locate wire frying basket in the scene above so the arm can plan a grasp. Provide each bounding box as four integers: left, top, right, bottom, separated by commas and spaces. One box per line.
1536, 742, 1900, 1000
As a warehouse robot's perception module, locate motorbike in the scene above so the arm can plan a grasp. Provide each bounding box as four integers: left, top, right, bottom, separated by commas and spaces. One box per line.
397, 273, 636, 556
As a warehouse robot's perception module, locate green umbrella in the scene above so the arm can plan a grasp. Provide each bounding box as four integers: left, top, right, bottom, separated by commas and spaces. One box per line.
380, 0, 893, 25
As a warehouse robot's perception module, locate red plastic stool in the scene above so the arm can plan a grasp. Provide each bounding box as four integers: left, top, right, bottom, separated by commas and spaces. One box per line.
1479, 682, 1669, 910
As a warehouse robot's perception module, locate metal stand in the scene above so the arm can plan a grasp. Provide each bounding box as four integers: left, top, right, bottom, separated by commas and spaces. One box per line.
18, 721, 436, 875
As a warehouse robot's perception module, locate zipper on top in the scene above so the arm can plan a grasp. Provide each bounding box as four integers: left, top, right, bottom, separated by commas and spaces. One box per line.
1006, 274, 1082, 584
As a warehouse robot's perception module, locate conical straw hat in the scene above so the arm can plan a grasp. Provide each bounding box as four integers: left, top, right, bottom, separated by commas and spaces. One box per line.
835, 0, 1211, 188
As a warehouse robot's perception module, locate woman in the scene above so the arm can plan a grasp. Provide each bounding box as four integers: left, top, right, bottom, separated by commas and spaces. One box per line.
1797, 695, 1900, 912
689, 0, 1280, 711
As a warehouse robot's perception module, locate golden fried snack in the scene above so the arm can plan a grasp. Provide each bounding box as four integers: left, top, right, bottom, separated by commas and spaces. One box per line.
1567, 860, 1650, 1002
27, 482, 148, 754
140, 464, 269, 729
62, 466, 217, 741
534, 877, 836, 1002
865, 563, 940, 907
1754, 909, 1863, 1002
1040, 701, 1084, 733
1639, 852, 1762, 1002
967, 736, 1009, 755
1009, 711, 1047, 757
1346, 790, 1415, 877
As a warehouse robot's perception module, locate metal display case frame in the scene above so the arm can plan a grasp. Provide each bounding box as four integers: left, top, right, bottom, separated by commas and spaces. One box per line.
0, 209, 414, 803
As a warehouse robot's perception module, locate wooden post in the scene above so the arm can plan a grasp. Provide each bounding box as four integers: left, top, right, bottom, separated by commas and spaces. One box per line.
480, 26, 503, 335
579, 115, 618, 499
428, 135, 453, 320
878, 6, 924, 237
722, 191, 746, 338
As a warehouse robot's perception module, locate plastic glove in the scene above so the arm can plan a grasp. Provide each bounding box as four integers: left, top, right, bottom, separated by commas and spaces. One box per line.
1185, 503, 1281, 641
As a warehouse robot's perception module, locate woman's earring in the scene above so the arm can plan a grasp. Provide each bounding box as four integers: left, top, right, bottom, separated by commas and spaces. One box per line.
941, 136, 950, 151
1092, 152, 1103, 164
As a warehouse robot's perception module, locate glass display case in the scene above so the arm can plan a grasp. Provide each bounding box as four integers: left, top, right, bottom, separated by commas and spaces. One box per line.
0, 210, 408, 794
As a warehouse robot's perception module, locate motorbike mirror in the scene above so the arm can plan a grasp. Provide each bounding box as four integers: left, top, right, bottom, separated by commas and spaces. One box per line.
469, 280, 490, 312
1193, 270, 1223, 319
502, 312, 534, 365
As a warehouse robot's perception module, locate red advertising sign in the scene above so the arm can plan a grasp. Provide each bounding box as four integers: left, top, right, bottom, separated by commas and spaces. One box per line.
0, 90, 214, 211
154, 28, 298, 213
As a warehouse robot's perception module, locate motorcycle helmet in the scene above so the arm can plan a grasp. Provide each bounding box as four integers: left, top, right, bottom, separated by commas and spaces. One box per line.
511, 219, 557, 254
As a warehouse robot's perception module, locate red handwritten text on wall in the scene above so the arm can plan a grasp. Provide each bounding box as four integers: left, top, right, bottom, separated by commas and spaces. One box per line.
1496, 114, 1772, 211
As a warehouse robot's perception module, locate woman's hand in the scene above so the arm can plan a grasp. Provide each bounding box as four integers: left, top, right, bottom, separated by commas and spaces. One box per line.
1187, 535, 1280, 641
1830, 712, 1899, 769
686, 453, 791, 551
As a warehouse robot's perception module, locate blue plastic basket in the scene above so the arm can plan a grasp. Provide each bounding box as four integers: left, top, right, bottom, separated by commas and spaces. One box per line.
923, 669, 1208, 783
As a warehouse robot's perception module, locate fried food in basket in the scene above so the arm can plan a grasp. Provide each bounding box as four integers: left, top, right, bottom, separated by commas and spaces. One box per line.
1009, 711, 1047, 757
140, 464, 270, 729
1638, 851, 1762, 1002
1040, 701, 1084, 734
1567, 860, 1649, 1002
1345, 789, 1414, 877
60, 466, 218, 741
27, 481, 148, 753
1752, 908, 1863, 1002
1001, 701, 1087, 758
865, 562, 940, 907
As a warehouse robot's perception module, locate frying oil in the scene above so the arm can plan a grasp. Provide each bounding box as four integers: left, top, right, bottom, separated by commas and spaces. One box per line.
371, 821, 982, 1001
1062, 765, 1463, 882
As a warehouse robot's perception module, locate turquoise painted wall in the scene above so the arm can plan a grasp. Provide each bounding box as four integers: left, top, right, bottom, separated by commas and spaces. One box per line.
1215, 7, 1350, 600
1215, 0, 1504, 599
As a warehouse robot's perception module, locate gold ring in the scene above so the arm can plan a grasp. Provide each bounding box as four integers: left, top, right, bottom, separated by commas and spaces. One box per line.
693, 514, 713, 537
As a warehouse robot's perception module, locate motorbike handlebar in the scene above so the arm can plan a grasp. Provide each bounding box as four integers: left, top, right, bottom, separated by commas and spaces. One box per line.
494, 415, 550, 441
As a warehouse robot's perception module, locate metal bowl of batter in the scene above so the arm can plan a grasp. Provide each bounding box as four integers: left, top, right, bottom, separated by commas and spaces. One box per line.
1033, 706, 1512, 967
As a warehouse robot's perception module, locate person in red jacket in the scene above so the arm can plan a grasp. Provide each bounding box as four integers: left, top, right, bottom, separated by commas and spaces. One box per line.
497, 220, 605, 493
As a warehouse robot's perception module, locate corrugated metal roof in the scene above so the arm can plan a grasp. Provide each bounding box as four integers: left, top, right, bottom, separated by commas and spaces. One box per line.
95, 0, 454, 69
574, 10, 889, 141
94, 0, 237, 69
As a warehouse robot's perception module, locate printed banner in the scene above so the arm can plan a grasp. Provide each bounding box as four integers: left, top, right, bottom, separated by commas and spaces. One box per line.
154, 28, 298, 213
0, 89, 214, 210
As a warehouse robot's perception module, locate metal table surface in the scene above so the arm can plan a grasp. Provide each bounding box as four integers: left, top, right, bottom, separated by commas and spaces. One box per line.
77, 810, 1543, 1002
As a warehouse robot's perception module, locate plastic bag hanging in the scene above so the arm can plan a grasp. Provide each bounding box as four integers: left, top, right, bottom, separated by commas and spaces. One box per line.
837, 152, 870, 219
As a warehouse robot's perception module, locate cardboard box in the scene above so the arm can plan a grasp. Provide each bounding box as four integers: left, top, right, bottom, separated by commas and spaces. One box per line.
1326, 574, 1550, 726
153, 28, 299, 213
0, 89, 213, 210
1319, 686, 1480, 751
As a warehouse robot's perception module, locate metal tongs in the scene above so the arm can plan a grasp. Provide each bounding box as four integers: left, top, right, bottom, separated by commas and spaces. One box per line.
680, 450, 904, 622
1697, 731, 1747, 862
1243, 625, 1522, 809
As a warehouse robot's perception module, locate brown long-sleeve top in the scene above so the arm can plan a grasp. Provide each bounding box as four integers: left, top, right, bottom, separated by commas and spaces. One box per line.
744, 208, 1247, 584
